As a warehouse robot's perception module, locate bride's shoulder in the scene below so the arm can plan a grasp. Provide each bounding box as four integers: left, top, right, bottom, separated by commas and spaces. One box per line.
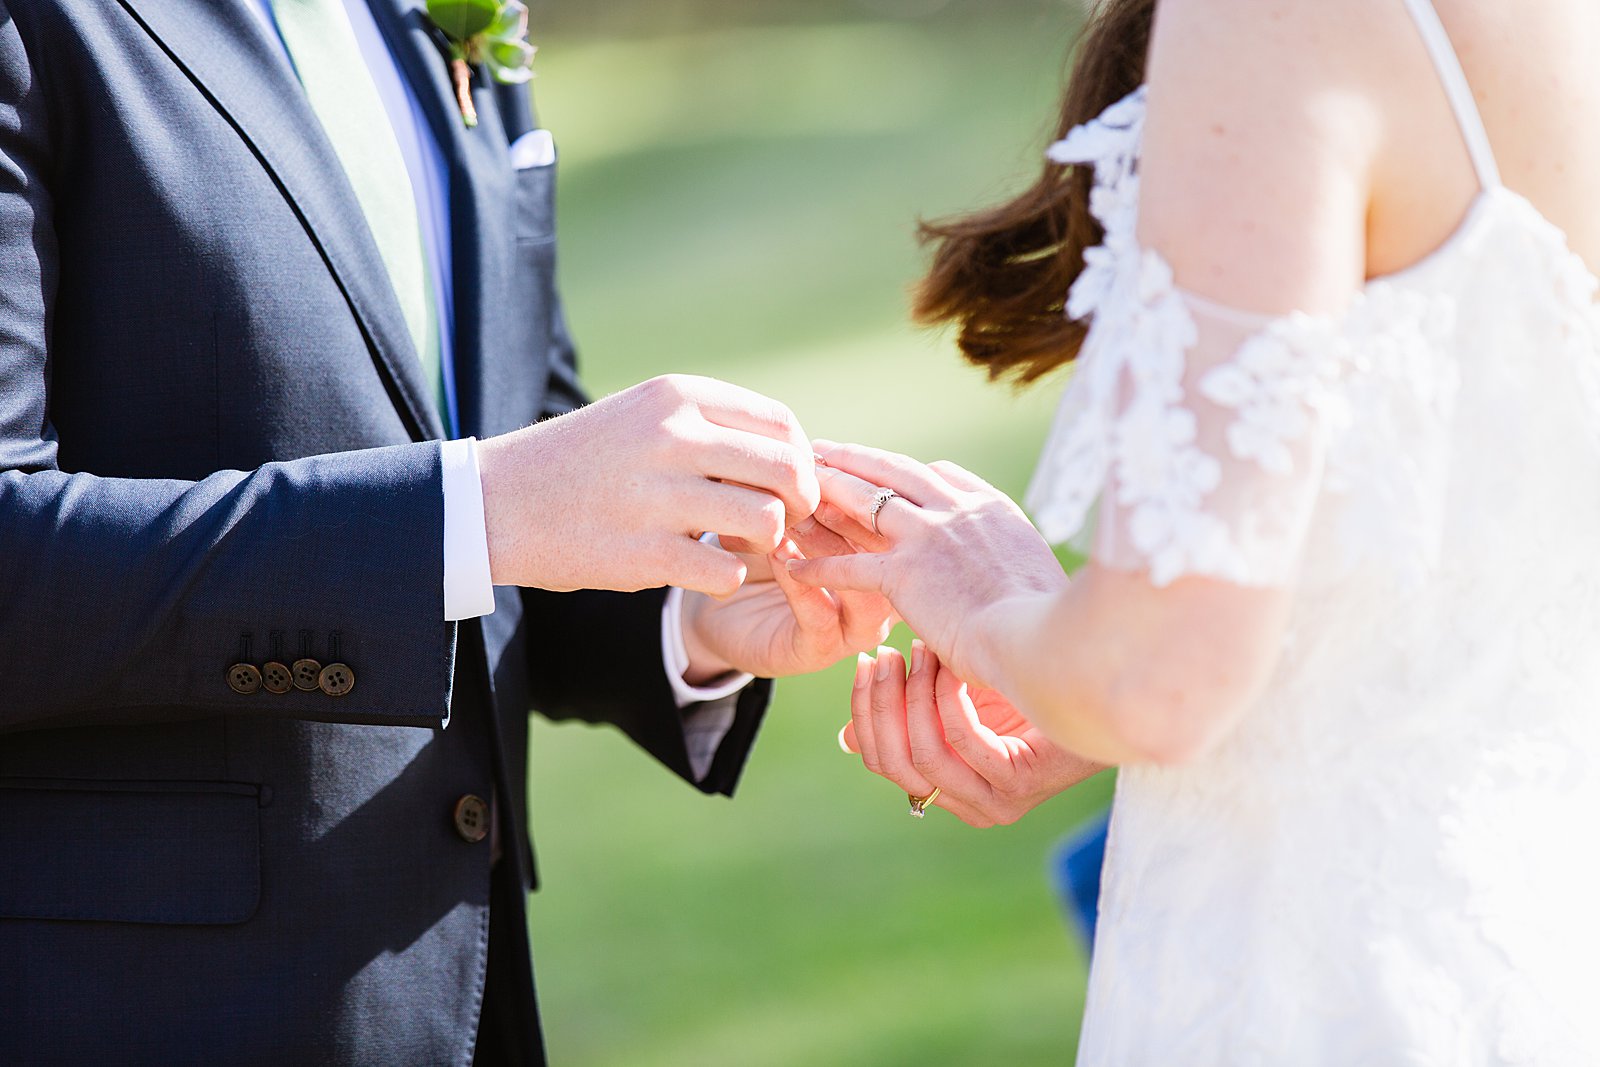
1147, 0, 1415, 104
1132, 0, 1597, 312
1136, 0, 1402, 314
1148, 0, 1580, 103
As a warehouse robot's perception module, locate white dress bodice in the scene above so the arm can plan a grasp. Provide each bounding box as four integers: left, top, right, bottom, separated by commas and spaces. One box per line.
1026, 6, 1600, 1062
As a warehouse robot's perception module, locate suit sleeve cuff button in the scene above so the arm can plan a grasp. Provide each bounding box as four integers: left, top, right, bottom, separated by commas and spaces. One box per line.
227, 664, 263, 695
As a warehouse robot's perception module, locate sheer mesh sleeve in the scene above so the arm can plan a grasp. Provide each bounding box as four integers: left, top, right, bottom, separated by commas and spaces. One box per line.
1025, 88, 1345, 589
1026, 89, 1467, 589
1028, 273, 1341, 587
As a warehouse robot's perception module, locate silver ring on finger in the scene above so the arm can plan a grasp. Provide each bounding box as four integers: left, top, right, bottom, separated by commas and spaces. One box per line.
869, 488, 899, 537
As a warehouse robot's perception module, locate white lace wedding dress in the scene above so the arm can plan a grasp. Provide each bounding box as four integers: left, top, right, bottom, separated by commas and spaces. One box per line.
1025, 1, 1600, 1062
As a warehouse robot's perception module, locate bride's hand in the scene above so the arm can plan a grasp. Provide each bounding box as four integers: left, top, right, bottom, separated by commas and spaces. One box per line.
681, 516, 897, 682
844, 640, 1104, 827
786, 441, 1068, 688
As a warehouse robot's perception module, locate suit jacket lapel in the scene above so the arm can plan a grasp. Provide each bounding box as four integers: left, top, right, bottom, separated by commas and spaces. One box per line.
116, 0, 447, 443
366, 0, 516, 442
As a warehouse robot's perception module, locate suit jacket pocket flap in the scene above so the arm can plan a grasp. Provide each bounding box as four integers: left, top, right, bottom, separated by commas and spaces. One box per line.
0, 779, 261, 925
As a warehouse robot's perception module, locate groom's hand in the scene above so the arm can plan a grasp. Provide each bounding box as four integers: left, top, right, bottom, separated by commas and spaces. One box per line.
477, 375, 820, 597
677, 515, 897, 682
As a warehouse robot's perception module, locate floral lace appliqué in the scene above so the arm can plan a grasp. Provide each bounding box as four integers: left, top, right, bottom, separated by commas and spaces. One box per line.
1042, 83, 1600, 1067
1051, 80, 1600, 1067
1027, 88, 1349, 587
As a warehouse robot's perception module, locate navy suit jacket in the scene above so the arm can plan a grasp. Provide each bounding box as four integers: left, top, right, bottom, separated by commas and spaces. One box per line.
0, 2, 770, 1063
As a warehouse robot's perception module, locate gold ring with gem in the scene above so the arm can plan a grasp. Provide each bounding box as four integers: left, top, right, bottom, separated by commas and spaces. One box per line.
908, 787, 940, 818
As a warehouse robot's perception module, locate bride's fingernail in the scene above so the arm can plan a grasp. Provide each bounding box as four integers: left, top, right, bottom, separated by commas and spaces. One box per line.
911, 640, 925, 673
875, 647, 895, 682
836, 724, 852, 754
854, 653, 873, 688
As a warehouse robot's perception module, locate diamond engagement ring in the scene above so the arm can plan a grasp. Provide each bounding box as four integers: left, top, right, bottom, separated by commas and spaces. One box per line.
868, 488, 899, 536
908, 788, 940, 818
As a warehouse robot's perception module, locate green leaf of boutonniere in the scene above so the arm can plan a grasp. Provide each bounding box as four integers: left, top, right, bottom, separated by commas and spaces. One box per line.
425, 0, 537, 127
487, 2, 527, 39
427, 0, 498, 42
486, 38, 535, 86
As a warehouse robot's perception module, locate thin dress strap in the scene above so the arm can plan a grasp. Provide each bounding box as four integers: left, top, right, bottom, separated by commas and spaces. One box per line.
1399, 0, 1503, 189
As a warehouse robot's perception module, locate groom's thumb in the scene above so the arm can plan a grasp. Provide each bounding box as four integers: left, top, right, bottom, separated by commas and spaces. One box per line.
784, 553, 885, 594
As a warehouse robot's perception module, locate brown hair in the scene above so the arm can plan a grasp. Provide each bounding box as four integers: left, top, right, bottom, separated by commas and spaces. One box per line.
914, 0, 1157, 385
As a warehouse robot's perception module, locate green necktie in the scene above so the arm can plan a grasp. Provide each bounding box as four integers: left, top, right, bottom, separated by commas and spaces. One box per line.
272, 0, 447, 420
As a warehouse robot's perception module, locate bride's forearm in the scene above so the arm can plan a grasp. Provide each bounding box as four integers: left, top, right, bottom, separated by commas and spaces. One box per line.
970, 583, 1149, 765
971, 565, 1284, 766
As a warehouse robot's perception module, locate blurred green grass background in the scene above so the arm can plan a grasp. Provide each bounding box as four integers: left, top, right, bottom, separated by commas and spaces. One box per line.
522, 2, 1112, 1063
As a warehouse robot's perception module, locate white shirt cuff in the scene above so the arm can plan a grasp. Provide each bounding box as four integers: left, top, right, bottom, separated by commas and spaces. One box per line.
662, 586, 752, 782
661, 586, 755, 707
441, 437, 496, 622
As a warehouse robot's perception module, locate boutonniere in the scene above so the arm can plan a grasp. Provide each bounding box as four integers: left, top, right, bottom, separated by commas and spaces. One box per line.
424, 0, 536, 128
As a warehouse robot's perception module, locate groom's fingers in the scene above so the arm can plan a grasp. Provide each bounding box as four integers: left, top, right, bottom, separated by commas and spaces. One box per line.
765, 539, 841, 637
682, 379, 821, 517
658, 536, 749, 598
678, 375, 811, 454
835, 589, 897, 652
690, 481, 790, 555
695, 426, 819, 523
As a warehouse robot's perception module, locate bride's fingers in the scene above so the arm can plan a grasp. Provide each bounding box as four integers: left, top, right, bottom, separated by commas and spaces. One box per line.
903, 649, 998, 803
845, 647, 997, 827
812, 466, 924, 544
814, 441, 964, 507
863, 645, 984, 819
863, 646, 941, 806
932, 666, 1016, 790
788, 518, 899, 644
812, 502, 888, 553
788, 514, 863, 560
927, 459, 993, 494
784, 551, 888, 593
849, 653, 881, 772
870, 644, 949, 805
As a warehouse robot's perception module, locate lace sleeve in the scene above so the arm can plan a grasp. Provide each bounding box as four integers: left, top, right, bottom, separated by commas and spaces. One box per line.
1024, 88, 1345, 589
1028, 276, 1342, 587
